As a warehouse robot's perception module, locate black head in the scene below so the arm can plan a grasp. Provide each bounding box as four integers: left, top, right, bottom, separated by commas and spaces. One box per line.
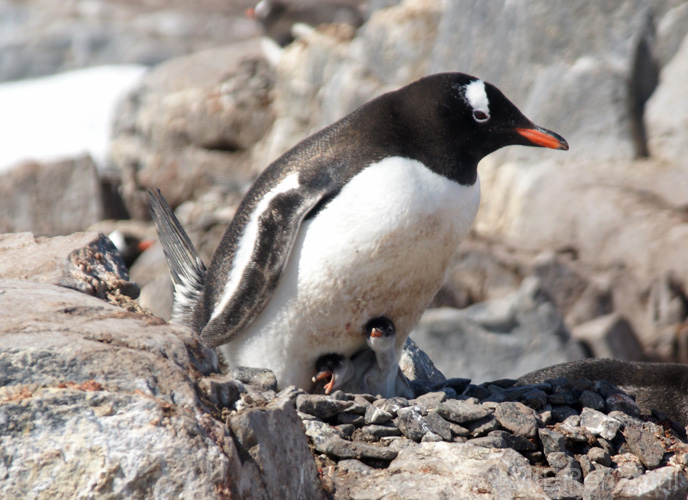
372, 73, 568, 185
365, 317, 395, 339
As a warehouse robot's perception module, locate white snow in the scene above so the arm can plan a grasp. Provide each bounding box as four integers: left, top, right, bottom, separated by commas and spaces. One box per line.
0, 65, 147, 172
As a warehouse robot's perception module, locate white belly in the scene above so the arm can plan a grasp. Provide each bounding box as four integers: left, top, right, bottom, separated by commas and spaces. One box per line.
217, 156, 481, 389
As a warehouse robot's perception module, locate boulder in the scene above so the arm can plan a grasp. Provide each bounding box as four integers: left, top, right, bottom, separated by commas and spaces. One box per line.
109, 40, 275, 218
0, 279, 325, 500
0, 155, 102, 236
411, 277, 585, 383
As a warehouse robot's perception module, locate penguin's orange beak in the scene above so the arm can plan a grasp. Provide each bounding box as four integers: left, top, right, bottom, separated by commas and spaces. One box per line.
516, 127, 569, 151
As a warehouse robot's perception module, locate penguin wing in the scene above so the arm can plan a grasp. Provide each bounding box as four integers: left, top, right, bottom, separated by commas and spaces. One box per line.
200, 175, 337, 347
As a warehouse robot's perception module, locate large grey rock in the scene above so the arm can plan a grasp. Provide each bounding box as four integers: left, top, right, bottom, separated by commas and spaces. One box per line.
411, 277, 585, 382
647, 28, 688, 166
0, 155, 102, 236
332, 442, 549, 499
0, 279, 326, 499
109, 41, 274, 218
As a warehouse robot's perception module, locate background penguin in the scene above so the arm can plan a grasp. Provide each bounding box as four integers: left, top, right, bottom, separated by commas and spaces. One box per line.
517, 358, 688, 428
150, 72, 568, 393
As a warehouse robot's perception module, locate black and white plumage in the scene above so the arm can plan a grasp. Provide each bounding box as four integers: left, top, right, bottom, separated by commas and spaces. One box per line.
150, 72, 568, 393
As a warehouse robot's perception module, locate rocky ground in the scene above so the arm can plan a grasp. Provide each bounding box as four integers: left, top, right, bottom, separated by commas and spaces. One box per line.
3, 0, 688, 498
1, 232, 687, 499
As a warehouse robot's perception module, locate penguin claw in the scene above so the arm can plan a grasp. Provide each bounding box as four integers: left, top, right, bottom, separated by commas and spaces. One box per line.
313, 370, 335, 394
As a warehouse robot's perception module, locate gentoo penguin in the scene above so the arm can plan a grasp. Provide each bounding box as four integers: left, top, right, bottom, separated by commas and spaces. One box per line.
150, 72, 568, 393
361, 317, 413, 398
247, 0, 366, 46
517, 358, 688, 427
312, 353, 354, 394
311, 317, 412, 397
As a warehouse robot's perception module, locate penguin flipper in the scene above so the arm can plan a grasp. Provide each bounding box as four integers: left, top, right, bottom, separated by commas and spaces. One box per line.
148, 188, 207, 327
201, 182, 335, 347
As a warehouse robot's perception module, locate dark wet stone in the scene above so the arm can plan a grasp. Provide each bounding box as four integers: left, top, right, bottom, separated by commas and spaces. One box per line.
552, 405, 579, 422
432, 377, 471, 394
605, 393, 641, 418
578, 390, 605, 411
436, 399, 492, 424
463, 384, 489, 400
548, 389, 581, 406
494, 401, 539, 438
521, 388, 548, 411
296, 394, 353, 419
592, 380, 623, 399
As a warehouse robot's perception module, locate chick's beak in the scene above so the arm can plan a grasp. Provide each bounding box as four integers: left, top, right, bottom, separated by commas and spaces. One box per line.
516, 126, 569, 151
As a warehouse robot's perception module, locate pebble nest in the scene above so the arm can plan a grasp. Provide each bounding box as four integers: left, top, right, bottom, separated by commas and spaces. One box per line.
229, 371, 688, 499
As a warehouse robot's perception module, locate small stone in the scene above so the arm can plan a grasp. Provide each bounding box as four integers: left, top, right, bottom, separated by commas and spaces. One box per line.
549, 389, 581, 406
424, 411, 453, 441
583, 468, 617, 500
319, 436, 398, 462
608, 410, 643, 429
539, 428, 566, 458
337, 459, 374, 475
229, 366, 278, 392
578, 454, 594, 477
580, 408, 621, 440
342, 402, 368, 415
494, 430, 538, 451
435, 399, 492, 424
623, 422, 666, 469
469, 435, 508, 448
552, 405, 579, 422
396, 406, 430, 442
463, 384, 489, 400
606, 393, 641, 418
613, 465, 688, 499
612, 453, 645, 479
329, 390, 349, 401
578, 390, 605, 411
361, 424, 402, 439
597, 437, 617, 457
434, 377, 471, 393
548, 452, 583, 482
413, 391, 447, 408
465, 414, 499, 437
482, 392, 507, 403
421, 431, 443, 443
374, 397, 410, 416
449, 422, 470, 437
337, 413, 364, 425
335, 424, 355, 439
539, 410, 554, 425
587, 447, 612, 467
592, 380, 623, 399
541, 477, 585, 500
296, 394, 353, 419
494, 401, 539, 437
521, 388, 548, 410
365, 405, 393, 425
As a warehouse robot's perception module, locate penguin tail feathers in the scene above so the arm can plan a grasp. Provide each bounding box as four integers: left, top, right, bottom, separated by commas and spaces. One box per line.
148, 188, 207, 327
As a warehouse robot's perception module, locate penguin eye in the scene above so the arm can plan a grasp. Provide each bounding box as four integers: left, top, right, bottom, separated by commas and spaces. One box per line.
473, 110, 490, 123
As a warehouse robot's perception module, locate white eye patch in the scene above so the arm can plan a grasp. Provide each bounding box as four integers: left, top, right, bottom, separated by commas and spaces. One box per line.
464, 79, 490, 122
